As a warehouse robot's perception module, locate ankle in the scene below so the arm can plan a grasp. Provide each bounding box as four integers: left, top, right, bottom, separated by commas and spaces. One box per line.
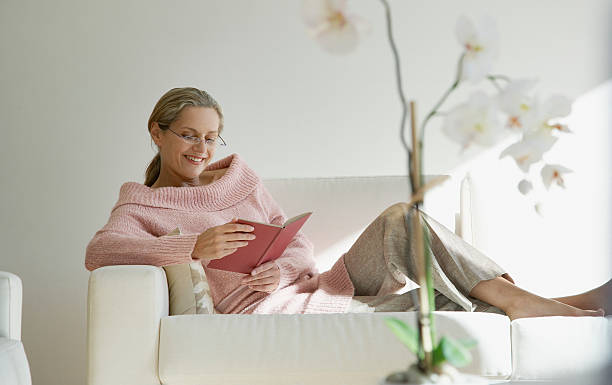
469, 276, 524, 313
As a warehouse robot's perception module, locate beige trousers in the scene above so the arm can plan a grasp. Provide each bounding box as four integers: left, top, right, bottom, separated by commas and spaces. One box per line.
343, 203, 513, 314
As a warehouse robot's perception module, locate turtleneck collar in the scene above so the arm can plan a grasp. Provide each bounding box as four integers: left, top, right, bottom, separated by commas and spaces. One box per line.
113, 153, 261, 212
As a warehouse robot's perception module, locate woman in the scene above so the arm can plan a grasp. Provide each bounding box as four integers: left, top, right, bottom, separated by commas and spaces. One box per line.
85, 87, 609, 319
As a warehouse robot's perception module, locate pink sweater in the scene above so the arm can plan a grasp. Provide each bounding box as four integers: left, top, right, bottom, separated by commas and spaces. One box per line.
85, 153, 355, 314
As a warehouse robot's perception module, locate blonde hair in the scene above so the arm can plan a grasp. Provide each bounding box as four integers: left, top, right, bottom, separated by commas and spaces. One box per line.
145, 87, 224, 187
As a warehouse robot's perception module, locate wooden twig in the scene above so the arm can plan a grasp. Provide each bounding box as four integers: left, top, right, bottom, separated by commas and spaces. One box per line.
406, 175, 450, 207
409, 101, 434, 371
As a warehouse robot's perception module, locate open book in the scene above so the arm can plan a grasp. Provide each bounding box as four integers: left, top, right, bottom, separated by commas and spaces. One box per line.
206, 212, 313, 274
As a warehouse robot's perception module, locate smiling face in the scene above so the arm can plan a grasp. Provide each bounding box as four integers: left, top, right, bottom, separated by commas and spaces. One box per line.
150, 106, 221, 187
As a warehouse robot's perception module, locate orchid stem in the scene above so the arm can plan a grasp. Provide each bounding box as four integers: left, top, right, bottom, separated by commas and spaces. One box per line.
419, 53, 465, 145
486, 75, 504, 92
488, 74, 511, 82
417, 53, 465, 190
380, 0, 435, 372
379, 0, 413, 194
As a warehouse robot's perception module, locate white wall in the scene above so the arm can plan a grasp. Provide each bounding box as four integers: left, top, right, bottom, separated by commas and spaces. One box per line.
0, 0, 609, 384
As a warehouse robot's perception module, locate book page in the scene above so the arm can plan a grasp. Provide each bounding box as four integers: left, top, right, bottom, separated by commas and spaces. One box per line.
283, 212, 313, 227
238, 218, 282, 228
238, 212, 312, 228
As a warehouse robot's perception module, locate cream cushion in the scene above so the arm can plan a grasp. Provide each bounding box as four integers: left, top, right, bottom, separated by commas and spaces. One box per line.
158, 311, 512, 385
510, 315, 612, 381
162, 227, 215, 315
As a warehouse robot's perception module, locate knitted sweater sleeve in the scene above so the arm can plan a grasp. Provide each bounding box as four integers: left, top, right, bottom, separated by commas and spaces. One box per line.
258, 184, 319, 292
85, 205, 199, 271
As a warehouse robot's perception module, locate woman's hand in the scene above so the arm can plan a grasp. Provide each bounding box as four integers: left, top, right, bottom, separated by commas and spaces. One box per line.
241, 261, 280, 293
191, 218, 256, 263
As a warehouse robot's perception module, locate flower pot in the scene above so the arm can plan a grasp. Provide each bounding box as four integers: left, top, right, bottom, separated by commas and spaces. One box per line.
380, 363, 490, 384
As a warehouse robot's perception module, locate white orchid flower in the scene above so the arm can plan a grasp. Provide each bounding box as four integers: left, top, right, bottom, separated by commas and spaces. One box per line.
497, 78, 538, 132
499, 132, 558, 172
441, 91, 505, 150
534, 202, 544, 216
541, 164, 572, 189
455, 15, 499, 83
527, 94, 573, 135
517, 179, 533, 195
301, 0, 369, 54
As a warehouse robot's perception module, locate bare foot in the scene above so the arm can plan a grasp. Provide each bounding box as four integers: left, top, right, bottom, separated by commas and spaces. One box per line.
469, 276, 607, 321
551, 279, 612, 315
506, 295, 605, 321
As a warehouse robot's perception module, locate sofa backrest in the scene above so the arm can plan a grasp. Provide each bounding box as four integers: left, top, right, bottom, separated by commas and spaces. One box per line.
261, 175, 463, 273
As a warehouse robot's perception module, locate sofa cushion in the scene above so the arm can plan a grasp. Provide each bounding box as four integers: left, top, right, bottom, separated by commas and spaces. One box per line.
510, 315, 612, 381
0, 338, 31, 385
158, 311, 511, 385
162, 227, 215, 315
163, 263, 197, 315
163, 262, 216, 315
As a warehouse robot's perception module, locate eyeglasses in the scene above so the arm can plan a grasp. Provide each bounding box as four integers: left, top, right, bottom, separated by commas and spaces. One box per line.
159, 123, 227, 147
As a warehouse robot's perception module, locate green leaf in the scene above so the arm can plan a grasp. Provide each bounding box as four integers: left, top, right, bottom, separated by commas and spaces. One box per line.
438, 336, 473, 368
457, 338, 478, 350
384, 317, 419, 354
422, 224, 436, 345
431, 336, 478, 367
432, 340, 446, 367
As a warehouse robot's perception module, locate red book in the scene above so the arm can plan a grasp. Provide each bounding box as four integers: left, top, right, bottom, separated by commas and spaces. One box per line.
206, 212, 312, 274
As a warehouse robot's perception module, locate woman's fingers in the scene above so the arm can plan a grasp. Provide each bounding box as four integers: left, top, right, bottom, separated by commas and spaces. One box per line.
250, 261, 276, 276
224, 232, 256, 241
220, 248, 238, 258
240, 261, 280, 292
243, 263, 278, 281
225, 240, 249, 248
242, 275, 277, 285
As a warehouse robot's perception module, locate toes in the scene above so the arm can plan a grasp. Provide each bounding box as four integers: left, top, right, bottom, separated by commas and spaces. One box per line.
585, 309, 604, 317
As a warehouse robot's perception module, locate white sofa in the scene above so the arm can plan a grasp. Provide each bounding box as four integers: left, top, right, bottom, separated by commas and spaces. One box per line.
86, 175, 611, 385
0, 271, 32, 385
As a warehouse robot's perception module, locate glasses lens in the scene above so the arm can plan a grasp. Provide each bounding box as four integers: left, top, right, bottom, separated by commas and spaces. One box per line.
177, 132, 226, 147
206, 137, 226, 146
185, 137, 200, 145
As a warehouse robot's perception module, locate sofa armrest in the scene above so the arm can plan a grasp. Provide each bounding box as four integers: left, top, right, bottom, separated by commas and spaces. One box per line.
87, 265, 168, 385
455, 173, 474, 244
0, 271, 22, 340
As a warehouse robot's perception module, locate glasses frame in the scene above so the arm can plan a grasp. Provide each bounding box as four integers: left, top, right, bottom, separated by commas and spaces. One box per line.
158, 123, 227, 147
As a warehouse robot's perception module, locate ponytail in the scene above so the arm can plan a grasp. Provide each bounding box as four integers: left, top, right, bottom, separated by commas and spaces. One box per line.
144, 153, 161, 187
